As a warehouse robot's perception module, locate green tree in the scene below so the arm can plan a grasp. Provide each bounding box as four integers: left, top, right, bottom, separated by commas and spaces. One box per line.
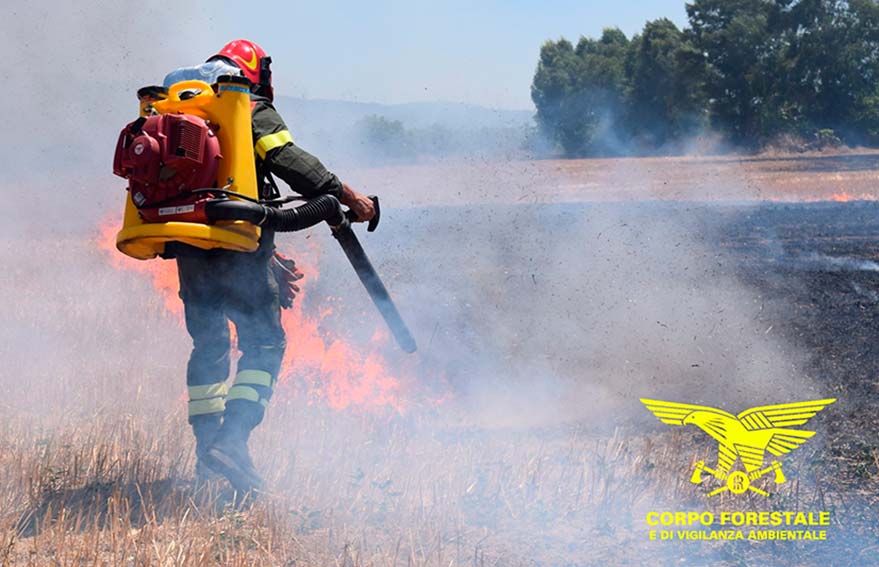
531, 38, 581, 154
778, 0, 879, 142
850, 0, 879, 144
626, 18, 708, 145
574, 28, 631, 152
686, 0, 788, 144
532, 0, 879, 151
532, 29, 631, 155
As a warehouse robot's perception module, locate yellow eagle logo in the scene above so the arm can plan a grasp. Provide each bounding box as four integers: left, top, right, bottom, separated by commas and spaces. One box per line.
640, 398, 836, 496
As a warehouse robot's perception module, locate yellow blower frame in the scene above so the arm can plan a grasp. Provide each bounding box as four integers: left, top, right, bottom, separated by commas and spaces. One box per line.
116, 78, 261, 260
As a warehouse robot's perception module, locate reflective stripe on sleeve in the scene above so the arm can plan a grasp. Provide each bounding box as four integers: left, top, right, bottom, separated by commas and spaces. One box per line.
255, 130, 293, 159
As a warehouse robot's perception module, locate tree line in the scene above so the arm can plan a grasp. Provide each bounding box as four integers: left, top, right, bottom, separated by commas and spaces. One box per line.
531, 0, 879, 156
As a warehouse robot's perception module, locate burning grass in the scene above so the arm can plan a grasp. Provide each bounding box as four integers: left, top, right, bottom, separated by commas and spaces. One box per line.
95, 216, 430, 414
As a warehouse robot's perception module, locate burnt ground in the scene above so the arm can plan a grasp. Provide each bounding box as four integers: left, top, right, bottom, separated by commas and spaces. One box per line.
374, 199, 879, 564
704, 201, 879, 514
375, 198, 879, 439
693, 201, 879, 564
702, 201, 879, 415
371, 198, 879, 447
585, 200, 879, 564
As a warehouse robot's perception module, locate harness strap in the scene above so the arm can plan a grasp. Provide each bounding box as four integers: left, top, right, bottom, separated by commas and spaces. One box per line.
251, 100, 288, 200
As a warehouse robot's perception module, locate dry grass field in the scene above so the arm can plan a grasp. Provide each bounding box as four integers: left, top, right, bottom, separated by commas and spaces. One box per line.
3, 152, 879, 566
350, 150, 879, 206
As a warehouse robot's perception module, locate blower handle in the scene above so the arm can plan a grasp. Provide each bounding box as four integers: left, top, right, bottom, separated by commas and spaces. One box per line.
344, 196, 381, 231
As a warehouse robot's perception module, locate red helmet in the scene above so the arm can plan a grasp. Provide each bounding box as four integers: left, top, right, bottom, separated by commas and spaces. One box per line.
210, 39, 273, 100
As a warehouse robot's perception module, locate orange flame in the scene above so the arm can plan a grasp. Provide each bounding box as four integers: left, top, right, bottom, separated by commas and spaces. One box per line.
96, 216, 183, 316
97, 213, 437, 413
764, 190, 878, 203
827, 191, 876, 202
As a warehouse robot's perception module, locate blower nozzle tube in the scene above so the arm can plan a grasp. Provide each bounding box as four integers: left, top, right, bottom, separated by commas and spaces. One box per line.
205, 194, 345, 232
205, 193, 416, 353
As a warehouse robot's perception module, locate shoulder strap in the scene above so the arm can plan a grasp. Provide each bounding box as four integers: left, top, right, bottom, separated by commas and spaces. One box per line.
250, 95, 284, 201
254, 158, 281, 201
264, 168, 281, 200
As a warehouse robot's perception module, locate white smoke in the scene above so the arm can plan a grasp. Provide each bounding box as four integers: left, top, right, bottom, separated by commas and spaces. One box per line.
0, 6, 859, 565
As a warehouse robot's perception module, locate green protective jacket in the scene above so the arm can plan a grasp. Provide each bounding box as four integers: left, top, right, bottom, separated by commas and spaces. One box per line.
250, 97, 344, 200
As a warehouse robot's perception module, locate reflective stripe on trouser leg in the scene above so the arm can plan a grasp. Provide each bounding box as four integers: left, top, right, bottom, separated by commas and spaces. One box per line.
227, 369, 274, 407
188, 382, 228, 418
177, 253, 232, 425
225, 369, 274, 429
221, 241, 285, 430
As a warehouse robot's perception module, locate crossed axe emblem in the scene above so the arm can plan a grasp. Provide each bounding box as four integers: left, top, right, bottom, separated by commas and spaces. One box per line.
690, 460, 787, 497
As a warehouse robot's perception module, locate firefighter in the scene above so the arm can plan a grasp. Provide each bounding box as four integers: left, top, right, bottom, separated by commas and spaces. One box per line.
166, 39, 375, 493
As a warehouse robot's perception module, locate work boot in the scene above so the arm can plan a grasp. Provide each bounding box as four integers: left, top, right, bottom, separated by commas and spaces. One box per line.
204, 416, 263, 494
191, 414, 223, 484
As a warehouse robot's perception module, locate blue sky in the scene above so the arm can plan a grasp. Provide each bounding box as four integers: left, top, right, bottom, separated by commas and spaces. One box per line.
203, 0, 688, 109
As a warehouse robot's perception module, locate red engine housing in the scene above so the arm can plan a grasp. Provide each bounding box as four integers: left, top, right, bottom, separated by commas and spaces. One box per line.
113, 114, 222, 223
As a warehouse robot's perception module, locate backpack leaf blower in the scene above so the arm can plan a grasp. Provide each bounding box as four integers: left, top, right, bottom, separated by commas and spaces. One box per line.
112, 78, 416, 353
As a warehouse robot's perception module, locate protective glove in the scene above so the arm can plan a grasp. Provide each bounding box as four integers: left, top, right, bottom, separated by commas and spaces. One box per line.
271, 252, 304, 309
340, 183, 376, 222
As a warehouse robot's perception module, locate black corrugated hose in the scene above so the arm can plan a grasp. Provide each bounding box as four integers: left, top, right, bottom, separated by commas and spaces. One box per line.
205, 194, 345, 231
